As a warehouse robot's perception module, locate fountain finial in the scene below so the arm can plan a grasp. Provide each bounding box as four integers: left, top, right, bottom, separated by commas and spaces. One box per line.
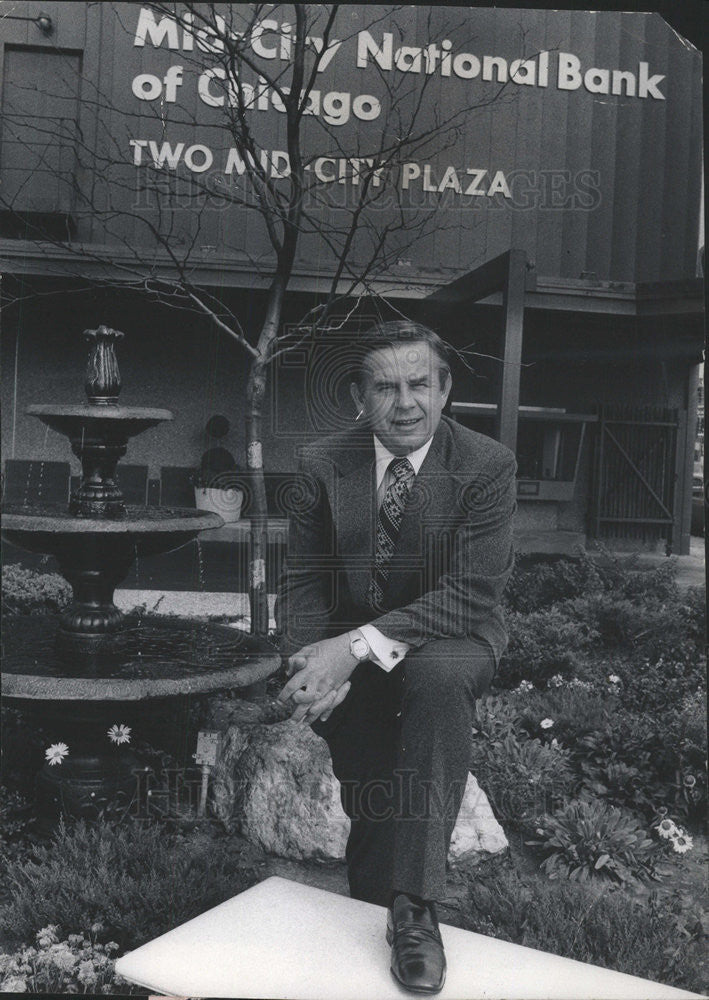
84, 325, 125, 405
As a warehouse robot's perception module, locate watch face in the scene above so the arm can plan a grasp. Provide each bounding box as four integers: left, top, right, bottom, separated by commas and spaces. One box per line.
352, 637, 368, 659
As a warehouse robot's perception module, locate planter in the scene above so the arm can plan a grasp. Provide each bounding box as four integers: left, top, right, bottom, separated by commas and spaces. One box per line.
194, 486, 243, 523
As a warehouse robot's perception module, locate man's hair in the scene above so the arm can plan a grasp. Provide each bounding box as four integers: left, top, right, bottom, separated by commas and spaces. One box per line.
352, 320, 452, 390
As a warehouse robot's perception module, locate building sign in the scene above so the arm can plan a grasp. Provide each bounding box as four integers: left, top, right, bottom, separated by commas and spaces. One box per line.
133, 7, 669, 105
0, 2, 703, 284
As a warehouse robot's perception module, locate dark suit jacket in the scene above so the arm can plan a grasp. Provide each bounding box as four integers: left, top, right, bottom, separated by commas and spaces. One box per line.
275, 415, 517, 669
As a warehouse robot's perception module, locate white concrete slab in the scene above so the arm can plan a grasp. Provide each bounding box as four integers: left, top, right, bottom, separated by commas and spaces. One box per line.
114, 589, 276, 630
115, 876, 702, 1000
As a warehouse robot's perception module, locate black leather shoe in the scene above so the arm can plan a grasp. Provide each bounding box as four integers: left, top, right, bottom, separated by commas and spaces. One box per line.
386, 893, 446, 995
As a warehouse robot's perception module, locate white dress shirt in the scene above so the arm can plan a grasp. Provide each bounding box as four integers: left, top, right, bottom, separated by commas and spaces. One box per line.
358, 434, 434, 671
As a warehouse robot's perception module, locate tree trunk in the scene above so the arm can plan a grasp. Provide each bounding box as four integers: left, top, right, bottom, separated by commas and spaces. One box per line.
245, 356, 269, 636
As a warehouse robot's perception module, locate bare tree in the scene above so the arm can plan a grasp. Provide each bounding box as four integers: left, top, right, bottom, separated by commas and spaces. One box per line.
1, 3, 511, 633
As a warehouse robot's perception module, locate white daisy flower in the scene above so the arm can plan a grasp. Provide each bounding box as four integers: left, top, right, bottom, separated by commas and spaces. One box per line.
45, 743, 69, 766
608, 674, 621, 685
107, 724, 132, 745
656, 817, 678, 839
0, 976, 27, 993
540, 718, 554, 729
671, 831, 693, 854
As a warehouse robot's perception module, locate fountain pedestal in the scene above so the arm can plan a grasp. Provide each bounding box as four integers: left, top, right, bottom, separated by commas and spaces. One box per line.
36, 750, 141, 831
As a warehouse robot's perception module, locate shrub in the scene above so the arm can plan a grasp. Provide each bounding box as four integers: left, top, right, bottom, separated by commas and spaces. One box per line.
576, 698, 707, 824
481, 680, 706, 822
679, 585, 708, 643
617, 654, 706, 715
0, 787, 38, 867
471, 730, 575, 827
1, 563, 72, 615
497, 608, 598, 689
675, 689, 709, 748
593, 550, 680, 603
526, 799, 663, 884
566, 589, 704, 666
504, 552, 605, 613
565, 594, 648, 648
461, 863, 708, 994
0, 817, 258, 951
503, 548, 683, 614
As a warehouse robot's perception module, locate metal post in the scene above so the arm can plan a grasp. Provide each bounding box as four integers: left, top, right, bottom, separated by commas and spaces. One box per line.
594, 406, 605, 539
673, 363, 699, 555
494, 250, 526, 452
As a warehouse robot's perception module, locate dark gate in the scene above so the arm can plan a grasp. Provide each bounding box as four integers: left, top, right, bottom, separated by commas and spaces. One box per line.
590, 404, 684, 552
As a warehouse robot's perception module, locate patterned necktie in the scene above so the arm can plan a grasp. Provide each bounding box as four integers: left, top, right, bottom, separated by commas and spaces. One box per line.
369, 457, 415, 610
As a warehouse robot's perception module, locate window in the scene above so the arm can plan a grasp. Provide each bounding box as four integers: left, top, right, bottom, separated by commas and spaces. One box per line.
450, 402, 594, 501
0, 46, 82, 237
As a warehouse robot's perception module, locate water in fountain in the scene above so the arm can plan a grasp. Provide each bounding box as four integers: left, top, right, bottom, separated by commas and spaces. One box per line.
1, 325, 280, 827
196, 537, 206, 592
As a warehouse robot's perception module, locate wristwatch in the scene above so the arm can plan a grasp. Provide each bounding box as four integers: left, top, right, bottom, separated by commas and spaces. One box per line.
349, 630, 371, 662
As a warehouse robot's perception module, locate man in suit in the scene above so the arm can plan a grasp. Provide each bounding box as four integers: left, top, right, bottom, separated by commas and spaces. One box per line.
276, 320, 517, 995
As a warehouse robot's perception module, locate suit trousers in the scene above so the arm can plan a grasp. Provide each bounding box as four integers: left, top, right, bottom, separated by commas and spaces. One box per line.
312, 637, 496, 907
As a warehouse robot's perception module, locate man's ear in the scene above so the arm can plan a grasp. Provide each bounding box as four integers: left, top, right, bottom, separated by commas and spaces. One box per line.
350, 381, 364, 413
441, 370, 452, 406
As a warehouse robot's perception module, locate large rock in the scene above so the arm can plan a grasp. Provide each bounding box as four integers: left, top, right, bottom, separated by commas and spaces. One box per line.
209, 717, 507, 863
448, 774, 509, 860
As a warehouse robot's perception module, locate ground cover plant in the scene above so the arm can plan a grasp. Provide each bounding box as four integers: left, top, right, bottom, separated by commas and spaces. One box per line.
0, 817, 259, 952
459, 853, 708, 995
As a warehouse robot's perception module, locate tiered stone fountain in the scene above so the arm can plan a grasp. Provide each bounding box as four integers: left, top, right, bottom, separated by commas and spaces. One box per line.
1, 326, 279, 825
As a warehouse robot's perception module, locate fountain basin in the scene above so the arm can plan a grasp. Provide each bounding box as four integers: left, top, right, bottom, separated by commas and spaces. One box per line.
26, 404, 175, 517
27, 404, 173, 436
2, 614, 280, 700
2, 504, 220, 545
2, 504, 226, 656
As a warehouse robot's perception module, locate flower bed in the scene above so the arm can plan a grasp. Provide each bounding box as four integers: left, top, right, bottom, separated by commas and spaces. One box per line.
0, 924, 127, 994
492, 551, 706, 833
0, 553, 705, 992
459, 552, 707, 989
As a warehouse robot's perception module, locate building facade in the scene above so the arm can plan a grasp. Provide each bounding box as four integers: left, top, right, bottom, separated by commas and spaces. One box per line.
1, 3, 704, 567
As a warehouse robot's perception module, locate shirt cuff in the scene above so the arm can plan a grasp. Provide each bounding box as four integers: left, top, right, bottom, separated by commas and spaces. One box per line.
359, 624, 410, 672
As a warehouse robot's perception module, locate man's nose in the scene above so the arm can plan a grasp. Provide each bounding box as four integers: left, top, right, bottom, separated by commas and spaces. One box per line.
397, 383, 417, 409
